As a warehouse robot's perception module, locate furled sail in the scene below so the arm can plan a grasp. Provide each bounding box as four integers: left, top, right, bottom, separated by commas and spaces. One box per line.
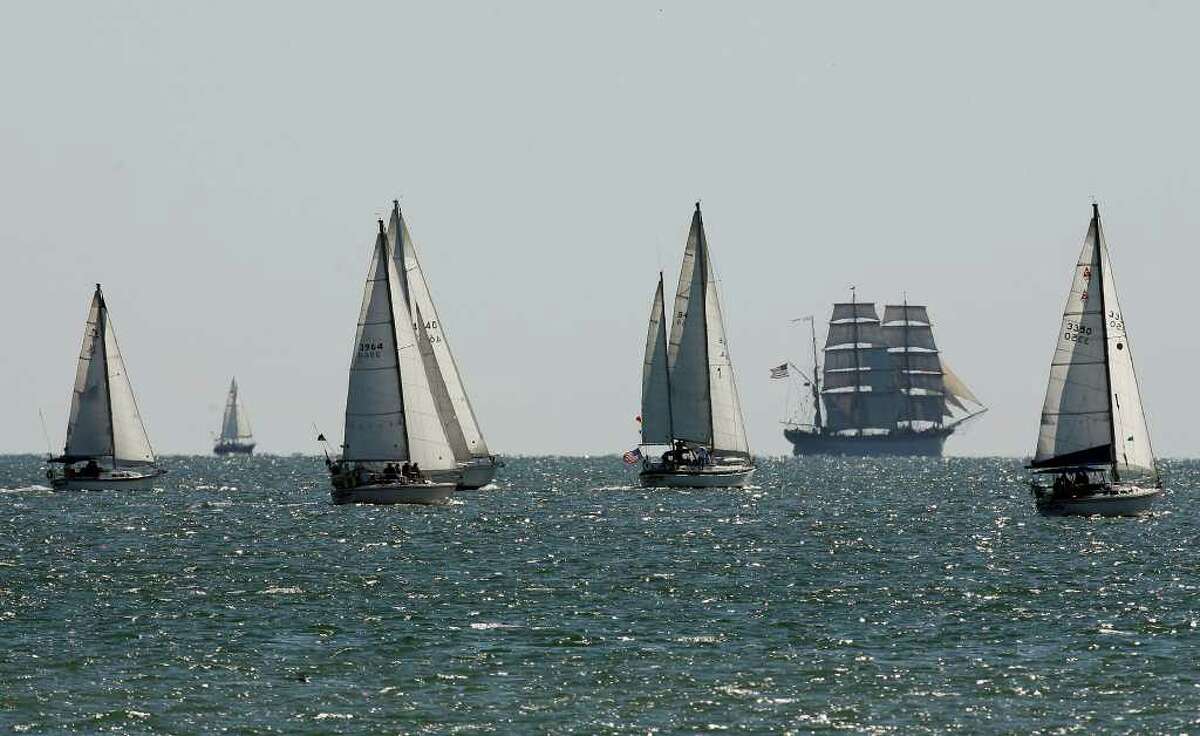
388, 203, 490, 462
63, 286, 154, 465
666, 204, 750, 456
640, 275, 672, 445
1032, 206, 1155, 476
219, 378, 254, 443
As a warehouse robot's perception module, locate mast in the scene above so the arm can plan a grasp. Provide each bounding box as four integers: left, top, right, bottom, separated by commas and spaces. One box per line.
850, 287, 862, 436
659, 271, 675, 441
809, 316, 823, 432
377, 219, 411, 460
97, 284, 117, 468
696, 202, 714, 449
900, 293, 913, 431
1093, 203, 1120, 481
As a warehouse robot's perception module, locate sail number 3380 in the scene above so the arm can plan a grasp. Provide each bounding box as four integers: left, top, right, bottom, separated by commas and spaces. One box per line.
1064, 321, 1092, 344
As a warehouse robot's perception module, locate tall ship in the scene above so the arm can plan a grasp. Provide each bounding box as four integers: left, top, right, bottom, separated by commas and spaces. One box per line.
783, 293, 986, 456
1028, 204, 1160, 516
386, 201, 498, 489
635, 203, 755, 487
47, 284, 164, 490
213, 377, 255, 455
326, 219, 459, 505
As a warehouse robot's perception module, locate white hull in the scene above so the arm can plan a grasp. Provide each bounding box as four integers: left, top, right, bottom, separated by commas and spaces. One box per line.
51, 469, 165, 491
1034, 484, 1160, 517
427, 457, 499, 490
640, 465, 755, 488
331, 482, 456, 505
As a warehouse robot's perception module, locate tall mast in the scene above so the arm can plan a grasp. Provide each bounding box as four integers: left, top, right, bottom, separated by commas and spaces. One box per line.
900, 293, 913, 431
377, 219, 411, 460
659, 271, 675, 441
850, 287, 862, 436
809, 316, 823, 432
1093, 203, 1120, 481
97, 285, 117, 468
696, 202, 714, 448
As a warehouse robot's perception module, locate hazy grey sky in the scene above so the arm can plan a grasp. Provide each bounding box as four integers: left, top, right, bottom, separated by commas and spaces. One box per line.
2, 2, 1197, 457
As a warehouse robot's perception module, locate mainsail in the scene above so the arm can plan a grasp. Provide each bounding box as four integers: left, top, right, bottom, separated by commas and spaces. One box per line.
343, 222, 456, 471
657, 203, 750, 456
387, 203, 491, 463
219, 378, 254, 444
63, 285, 155, 466
1032, 205, 1155, 478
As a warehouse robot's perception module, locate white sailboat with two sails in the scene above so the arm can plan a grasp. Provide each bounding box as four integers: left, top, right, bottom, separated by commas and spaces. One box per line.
635, 203, 754, 487
326, 220, 460, 505
47, 285, 164, 490
1029, 204, 1160, 516
386, 202, 498, 489
213, 377, 255, 455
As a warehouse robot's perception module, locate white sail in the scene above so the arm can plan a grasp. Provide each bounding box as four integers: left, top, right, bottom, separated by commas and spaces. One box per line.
1097, 223, 1155, 476
103, 316, 155, 464
705, 263, 750, 456
343, 229, 409, 462
1033, 206, 1154, 477
666, 204, 750, 456
399, 302, 458, 472
219, 378, 253, 442
667, 206, 713, 445
640, 276, 672, 445
388, 204, 490, 461
64, 290, 113, 460
62, 287, 154, 465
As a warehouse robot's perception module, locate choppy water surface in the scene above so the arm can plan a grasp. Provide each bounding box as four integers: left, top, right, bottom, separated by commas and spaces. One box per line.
1, 455, 1198, 734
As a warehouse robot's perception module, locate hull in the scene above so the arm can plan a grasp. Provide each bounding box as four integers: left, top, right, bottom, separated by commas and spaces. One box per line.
639, 465, 755, 488
51, 468, 165, 491
427, 457, 500, 490
214, 442, 255, 456
331, 482, 456, 506
1033, 483, 1160, 517
784, 427, 949, 457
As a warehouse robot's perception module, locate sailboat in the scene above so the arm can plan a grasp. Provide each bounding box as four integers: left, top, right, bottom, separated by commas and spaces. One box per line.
47, 284, 164, 490
326, 220, 459, 505
213, 378, 256, 455
386, 202, 498, 489
636, 203, 754, 487
1029, 204, 1161, 516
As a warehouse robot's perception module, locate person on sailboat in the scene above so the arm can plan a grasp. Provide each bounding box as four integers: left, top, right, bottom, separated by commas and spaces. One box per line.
410, 462, 422, 480
83, 459, 100, 478
695, 446, 710, 466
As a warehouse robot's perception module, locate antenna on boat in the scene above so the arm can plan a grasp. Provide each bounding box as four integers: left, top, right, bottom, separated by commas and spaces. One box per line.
37, 408, 53, 458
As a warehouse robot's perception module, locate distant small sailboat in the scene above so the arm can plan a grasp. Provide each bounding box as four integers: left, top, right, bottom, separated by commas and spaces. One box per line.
326, 220, 458, 505
47, 284, 164, 490
387, 202, 498, 489
635, 203, 755, 487
1029, 204, 1160, 516
213, 378, 256, 455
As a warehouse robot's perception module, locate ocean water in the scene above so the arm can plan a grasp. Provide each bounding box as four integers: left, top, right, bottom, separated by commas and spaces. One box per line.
0, 455, 1197, 734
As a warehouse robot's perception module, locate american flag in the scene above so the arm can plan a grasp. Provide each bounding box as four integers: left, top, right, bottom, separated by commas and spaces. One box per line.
769, 363, 789, 379
622, 448, 643, 464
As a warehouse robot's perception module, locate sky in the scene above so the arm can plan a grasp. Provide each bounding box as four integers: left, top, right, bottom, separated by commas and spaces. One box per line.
2, 2, 1198, 457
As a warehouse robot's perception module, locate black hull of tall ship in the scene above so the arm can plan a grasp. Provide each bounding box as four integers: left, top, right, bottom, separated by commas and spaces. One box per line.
784, 428, 951, 457
214, 443, 255, 456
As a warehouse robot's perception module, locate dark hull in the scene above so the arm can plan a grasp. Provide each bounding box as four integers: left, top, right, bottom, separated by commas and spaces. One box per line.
214, 443, 255, 456
784, 428, 950, 457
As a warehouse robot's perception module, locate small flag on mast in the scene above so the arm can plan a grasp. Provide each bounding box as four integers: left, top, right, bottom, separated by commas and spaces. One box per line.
769, 363, 789, 380
622, 448, 643, 465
